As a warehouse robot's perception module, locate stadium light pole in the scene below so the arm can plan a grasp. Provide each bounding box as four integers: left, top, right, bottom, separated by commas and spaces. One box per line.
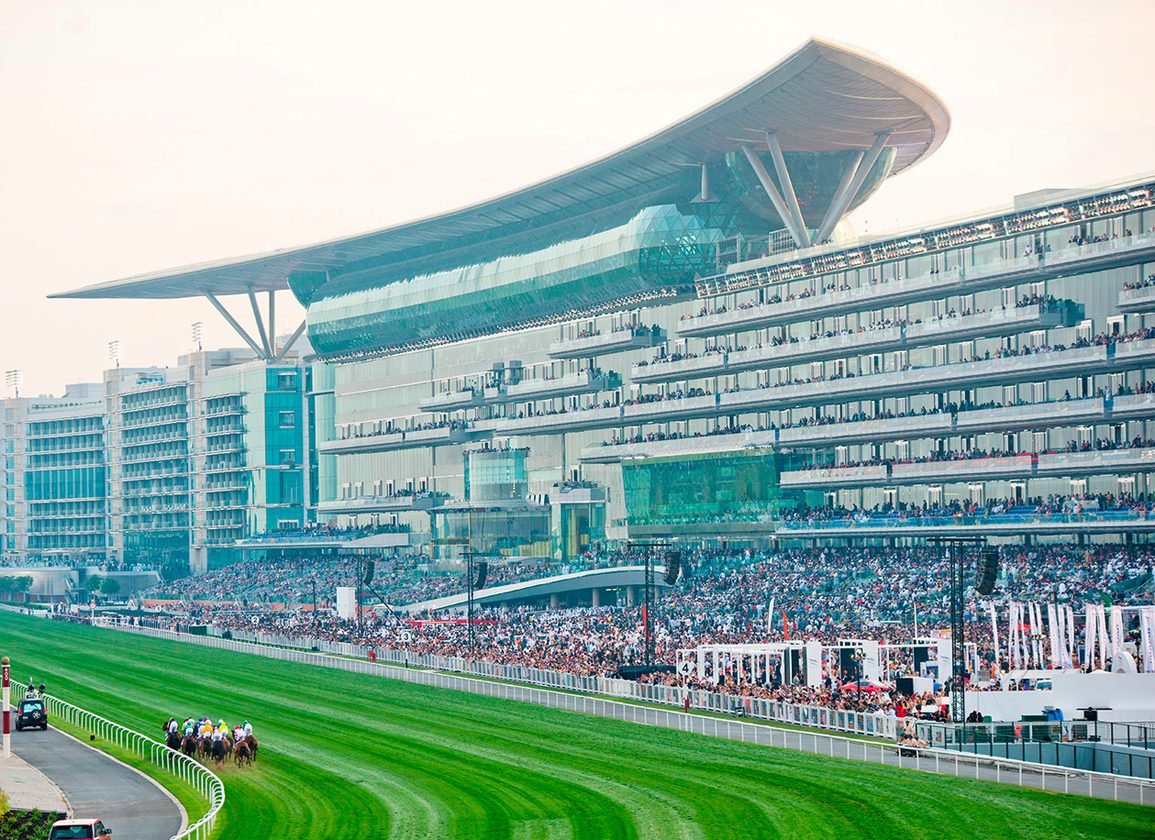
927, 536, 986, 725
627, 540, 669, 672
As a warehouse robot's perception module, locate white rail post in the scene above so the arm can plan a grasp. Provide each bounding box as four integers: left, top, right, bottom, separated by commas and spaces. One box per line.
1, 656, 9, 758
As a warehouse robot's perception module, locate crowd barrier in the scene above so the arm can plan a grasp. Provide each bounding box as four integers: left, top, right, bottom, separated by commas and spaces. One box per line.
12, 680, 225, 840
92, 619, 1155, 806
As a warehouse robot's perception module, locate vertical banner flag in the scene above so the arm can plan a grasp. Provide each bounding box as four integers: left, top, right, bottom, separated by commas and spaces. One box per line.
1047, 603, 1061, 668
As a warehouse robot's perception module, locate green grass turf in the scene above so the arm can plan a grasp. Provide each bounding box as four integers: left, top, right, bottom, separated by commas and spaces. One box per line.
0, 612, 1151, 840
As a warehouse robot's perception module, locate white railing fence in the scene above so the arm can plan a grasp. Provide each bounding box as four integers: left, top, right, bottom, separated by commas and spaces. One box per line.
191, 625, 897, 740
12, 680, 225, 840
94, 620, 1154, 806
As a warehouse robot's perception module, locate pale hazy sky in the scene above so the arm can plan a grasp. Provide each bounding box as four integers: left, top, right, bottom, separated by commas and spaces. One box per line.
2, 0, 1153, 395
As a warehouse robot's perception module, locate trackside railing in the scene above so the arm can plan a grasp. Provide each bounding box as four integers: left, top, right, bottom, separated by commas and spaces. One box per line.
187, 625, 898, 740
12, 680, 225, 840
93, 621, 1155, 807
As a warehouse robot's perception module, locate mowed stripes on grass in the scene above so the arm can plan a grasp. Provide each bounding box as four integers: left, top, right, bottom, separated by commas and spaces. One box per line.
0, 611, 1150, 840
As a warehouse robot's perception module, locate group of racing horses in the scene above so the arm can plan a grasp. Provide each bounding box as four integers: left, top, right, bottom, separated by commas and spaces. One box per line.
164, 722, 259, 767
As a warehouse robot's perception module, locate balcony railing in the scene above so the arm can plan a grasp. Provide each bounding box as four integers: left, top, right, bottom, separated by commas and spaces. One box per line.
580, 394, 1155, 463
634, 304, 1071, 384
1118, 285, 1155, 314
547, 326, 666, 359
681, 232, 1155, 337
418, 389, 482, 412
780, 509, 1155, 538
318, 425, 482, 455
501, 370, 622, 402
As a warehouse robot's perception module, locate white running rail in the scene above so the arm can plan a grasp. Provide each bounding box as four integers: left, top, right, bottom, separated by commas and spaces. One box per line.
12, 680, 225, 840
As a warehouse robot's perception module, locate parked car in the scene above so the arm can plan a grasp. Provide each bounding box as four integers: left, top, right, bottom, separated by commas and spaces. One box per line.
48, 819, 112, 839
14, 697, 47, 730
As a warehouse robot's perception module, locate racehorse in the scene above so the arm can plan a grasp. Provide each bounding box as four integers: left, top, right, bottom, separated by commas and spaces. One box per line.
234, 739, 253, 767
166, 729, 181, 751
246, 734, 259, 761
180, 734, 198, 759
210, 735, 232, 766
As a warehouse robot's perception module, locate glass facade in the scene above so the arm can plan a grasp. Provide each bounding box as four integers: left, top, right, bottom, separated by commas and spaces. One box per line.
622, 450, 788, 527
307, 205, 724, 359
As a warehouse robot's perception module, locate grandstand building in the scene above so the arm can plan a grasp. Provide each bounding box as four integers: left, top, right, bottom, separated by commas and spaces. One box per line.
48, 38, 1155, 562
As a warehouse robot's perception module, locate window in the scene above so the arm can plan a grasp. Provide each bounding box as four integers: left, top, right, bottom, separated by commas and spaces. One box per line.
927, 485, 943, 506
968, 483, 985, 504
278, 410, 296, 428
1107, 315, 1125, 337
276, 372, 298, 390
279, 449, 297, 466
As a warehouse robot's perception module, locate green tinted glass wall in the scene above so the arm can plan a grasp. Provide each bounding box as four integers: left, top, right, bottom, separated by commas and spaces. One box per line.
622, 450, 784, 527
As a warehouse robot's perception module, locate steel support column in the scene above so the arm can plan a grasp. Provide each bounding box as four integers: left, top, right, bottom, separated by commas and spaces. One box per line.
204, 293, 267, 359
741, 145, 807, 249
814, 131, 892, 244
765, 132, 811, 248
814, 150, 864, 244
267, 290, 276, 355
274, 320, 308, 361
247, 288, 273, 358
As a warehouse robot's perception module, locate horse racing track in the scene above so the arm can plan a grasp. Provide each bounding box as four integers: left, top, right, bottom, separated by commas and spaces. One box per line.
0, 612, 1151, 840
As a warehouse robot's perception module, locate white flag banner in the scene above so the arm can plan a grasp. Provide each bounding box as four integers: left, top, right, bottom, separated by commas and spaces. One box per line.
1141, 606, 1155, 674
1065, 605, 1077, 669
1008, 602, 1020, 669
1110, 605, 1125, 663
1084, 604, 1097, 671
1030, 602, 1042, 668
989, 602, 1000, 665
1047, 603, 1061, 668
767, 597, 775, 635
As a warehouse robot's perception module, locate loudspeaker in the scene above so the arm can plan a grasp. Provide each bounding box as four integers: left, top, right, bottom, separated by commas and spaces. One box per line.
362, 560, 375, 587
664, 551, 682, 586
975, 549, 999, 596
474, 560, 488, 591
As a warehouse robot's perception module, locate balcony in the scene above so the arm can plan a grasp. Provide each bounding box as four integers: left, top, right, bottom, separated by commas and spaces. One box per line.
779, 510, 1155, 539
1111, 393, 1155, 420
890, 454, 1034, 485
317, 493, 443, 514
418, 389, 481, 412
633, 304, 1072, 384
713, 343, 1132, 415
504, 341, 1155, 442
954, 397, 1107, 434
1118, 285, 1155, 314
778, 413, 954, 448
500, 370, 621, 402
318, 425, 485, 454
681, 232, 1155, 338
780, 465, 889, 489
581, 429, 776, 464
486, 404, 623, 436
1035, 447, 1155, 477
547, 326, 666, 359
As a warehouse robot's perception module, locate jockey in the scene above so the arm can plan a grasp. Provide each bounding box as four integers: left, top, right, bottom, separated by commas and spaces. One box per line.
233, 725, 245, 743
166, 717, 179, 735
199, 718, 213, 738
210, 724, 225, 743
243, 720, 253, 739
183, 719, 195, 737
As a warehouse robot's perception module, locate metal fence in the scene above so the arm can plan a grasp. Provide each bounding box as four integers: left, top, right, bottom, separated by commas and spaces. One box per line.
916, 719, 1155, 780
12, 679, 225, 840
96, 620, 1155, 806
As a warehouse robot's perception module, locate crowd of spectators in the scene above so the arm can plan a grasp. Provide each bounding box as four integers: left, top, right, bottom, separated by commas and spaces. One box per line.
145, 544, 1153, 713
